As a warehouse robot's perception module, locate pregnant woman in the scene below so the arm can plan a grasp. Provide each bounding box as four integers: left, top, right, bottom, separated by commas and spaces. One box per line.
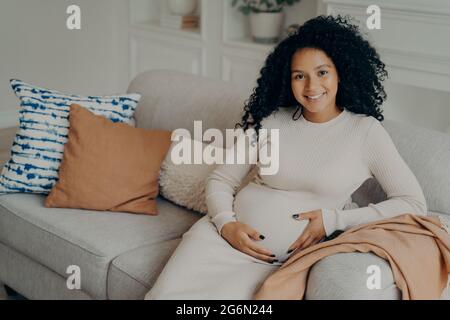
145, 15, 427, 300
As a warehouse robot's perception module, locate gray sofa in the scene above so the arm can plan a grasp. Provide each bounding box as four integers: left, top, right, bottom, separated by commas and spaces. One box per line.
1, 70, 449, 300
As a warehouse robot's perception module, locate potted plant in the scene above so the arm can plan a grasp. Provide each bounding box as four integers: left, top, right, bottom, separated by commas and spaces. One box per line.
231, 0, 301, 43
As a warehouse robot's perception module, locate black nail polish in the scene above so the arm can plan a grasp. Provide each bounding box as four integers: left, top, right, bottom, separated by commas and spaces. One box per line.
268, 260, 274, 264
270, 254, 276, 257
287, 249, 293, 254
272, 259, 279, 263
292, 214, 299, 219
259, 235, 265, 240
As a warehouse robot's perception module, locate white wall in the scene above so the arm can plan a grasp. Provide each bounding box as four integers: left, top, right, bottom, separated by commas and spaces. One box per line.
1, 0, 449, 133
319, 0, 450, 134
383, 82, 450, 133
0, 0, 129, 128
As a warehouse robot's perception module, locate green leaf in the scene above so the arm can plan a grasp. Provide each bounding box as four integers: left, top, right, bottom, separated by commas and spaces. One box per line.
240, 6, 252, 15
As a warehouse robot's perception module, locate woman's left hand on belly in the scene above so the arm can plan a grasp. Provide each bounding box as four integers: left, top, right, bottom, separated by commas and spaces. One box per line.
287, 209, 326, 253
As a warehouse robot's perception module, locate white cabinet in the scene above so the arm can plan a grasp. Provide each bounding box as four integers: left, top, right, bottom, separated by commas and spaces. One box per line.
128, 0, 450, 133
323, 0, 450, 133
324, 0, 450, 93
129, 29, 203, 77
129, 0, 204, 77
128, 0, 319, 97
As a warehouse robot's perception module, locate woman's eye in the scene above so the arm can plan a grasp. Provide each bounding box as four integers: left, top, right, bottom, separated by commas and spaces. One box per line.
318, 70, 328, 77
294, 74, 304, 80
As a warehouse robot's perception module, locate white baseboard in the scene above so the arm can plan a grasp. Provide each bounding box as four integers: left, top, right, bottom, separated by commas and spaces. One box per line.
0, 109, 19, 129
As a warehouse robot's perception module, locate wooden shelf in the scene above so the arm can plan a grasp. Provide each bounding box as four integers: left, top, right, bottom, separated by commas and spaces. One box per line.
222, 37, 275, 53
129, 0, 203, 41
130, 20, 202, 41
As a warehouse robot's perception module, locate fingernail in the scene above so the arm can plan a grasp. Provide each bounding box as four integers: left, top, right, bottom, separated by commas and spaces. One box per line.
287, 249, 293, 254
270, 254, 276, 257
272, 259, 279, 263
268, 260, 274, 264
259, 235, 265, 240
292, 214, 299, 219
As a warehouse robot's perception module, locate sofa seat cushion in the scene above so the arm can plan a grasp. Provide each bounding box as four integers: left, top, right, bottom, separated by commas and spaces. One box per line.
0, 193, 201, 299
107, 238, 181, 300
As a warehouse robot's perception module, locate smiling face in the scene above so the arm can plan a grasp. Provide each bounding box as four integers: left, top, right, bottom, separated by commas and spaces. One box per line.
291, 48, 340, 120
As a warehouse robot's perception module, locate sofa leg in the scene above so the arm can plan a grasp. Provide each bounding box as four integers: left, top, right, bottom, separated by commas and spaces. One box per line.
0, 281, 7, 300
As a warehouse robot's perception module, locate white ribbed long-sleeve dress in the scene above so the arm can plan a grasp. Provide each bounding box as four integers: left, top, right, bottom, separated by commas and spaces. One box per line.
145, 107, 427, 300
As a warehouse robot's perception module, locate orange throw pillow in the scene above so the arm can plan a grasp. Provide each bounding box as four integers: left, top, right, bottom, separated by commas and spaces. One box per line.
45, 104, 172, 215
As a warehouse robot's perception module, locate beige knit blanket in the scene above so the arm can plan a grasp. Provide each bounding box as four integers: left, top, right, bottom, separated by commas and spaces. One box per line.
253, 214, 450, 300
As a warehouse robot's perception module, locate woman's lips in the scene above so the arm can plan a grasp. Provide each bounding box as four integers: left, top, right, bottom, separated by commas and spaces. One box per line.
304, 92, 326, 101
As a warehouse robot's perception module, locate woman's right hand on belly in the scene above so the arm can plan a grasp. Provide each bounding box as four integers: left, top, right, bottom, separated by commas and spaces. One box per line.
220, 221, 278, 264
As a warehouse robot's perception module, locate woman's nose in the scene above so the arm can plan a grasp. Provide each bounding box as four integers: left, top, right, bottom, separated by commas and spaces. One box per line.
305, 77, 320, 91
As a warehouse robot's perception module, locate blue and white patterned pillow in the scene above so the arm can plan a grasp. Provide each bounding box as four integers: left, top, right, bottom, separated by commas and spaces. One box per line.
0, 79, 141, 194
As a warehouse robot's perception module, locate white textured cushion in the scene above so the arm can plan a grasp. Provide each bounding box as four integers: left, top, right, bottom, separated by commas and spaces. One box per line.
159, 138, 218, 214
0, 79, 140, 194
159, 135, 262, 215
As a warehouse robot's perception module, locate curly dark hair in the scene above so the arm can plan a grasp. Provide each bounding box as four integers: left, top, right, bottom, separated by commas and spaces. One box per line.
235, 15, 388, 134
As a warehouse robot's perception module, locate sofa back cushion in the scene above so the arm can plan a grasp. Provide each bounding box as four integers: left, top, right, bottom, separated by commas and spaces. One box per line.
382, 119, 450, 216
127, 70, 246, 142
128, 70, 450, 216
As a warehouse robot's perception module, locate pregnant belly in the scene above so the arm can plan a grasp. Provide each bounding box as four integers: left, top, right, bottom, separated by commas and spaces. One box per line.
234, 182, 311, 264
